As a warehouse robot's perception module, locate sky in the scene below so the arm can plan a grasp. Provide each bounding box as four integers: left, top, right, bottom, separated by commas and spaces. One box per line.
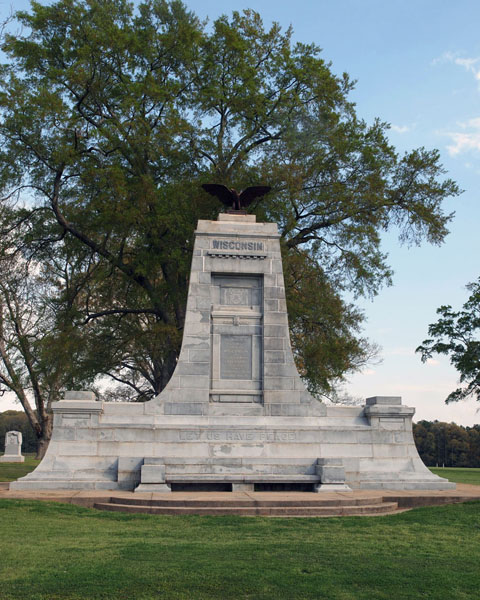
0, 0, 479, 425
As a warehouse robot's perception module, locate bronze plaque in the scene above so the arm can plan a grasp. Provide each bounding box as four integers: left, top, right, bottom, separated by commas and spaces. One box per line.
220, 335, 252, 380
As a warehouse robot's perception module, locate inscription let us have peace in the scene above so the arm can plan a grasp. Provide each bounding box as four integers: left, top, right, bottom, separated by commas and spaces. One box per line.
179, 430, 298, 441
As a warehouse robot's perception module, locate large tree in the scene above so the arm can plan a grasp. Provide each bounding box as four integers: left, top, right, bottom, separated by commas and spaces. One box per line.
0, 0, 460, 401
0, 252, 97, 458
417, 278, 480, 403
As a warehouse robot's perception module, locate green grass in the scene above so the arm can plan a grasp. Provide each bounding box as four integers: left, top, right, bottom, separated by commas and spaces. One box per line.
429, 467, 480, 486
0, 454, 40, 482
1, 499, 480, 600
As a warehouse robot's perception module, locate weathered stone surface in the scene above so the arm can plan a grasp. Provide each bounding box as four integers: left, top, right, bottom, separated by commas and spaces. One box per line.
0, 431, 24, 463
140, 464, 166, 484
64, 391, 96, 401
366, 396, 402, 406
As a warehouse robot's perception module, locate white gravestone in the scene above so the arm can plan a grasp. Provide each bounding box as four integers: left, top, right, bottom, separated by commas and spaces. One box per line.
0, 430, 25, 463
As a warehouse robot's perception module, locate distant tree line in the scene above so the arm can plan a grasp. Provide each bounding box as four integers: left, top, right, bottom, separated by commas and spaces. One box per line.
413, 420, 480, 468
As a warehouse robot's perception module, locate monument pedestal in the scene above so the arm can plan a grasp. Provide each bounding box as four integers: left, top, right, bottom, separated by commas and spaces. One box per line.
11, 214, 454, 492
0, 431, 25, 463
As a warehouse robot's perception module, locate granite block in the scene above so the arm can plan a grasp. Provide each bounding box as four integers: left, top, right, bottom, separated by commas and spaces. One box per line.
141, 464, 166, 483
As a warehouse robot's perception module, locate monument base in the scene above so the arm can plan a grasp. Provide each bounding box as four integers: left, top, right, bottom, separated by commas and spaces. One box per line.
0, 455, 25, 463
315, 484, 352, 492
11, 397, 455, 493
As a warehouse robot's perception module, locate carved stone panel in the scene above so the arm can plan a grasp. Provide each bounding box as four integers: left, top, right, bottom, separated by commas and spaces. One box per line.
211, 275, 262, 310
210, 275, 263, 401
223, 287, 251, 307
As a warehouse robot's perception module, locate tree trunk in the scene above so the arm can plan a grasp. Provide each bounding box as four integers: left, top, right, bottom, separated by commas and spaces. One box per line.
35, 413, 52, 460
35, 437, 49, 460
159, 348, 179, 392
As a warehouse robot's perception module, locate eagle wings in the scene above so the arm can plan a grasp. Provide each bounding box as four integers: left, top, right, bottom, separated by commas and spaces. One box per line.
201, 184, 271, 211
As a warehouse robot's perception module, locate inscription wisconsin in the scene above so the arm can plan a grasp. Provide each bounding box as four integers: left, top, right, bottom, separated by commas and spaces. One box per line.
221, 335, 252, 380
212, 240, 264, 251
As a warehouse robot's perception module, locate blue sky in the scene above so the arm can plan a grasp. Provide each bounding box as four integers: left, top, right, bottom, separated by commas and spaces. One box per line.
1, 0, 479, 425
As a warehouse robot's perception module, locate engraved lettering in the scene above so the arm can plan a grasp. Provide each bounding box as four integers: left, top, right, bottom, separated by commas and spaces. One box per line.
179, 430, 298, 442
179, 431, 201, 440
221, 335, 252, 380
210, 239, 266, 253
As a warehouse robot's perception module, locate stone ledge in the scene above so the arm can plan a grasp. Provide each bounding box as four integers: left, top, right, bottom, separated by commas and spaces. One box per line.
366, 396, 402, 406
364, 405, 415, 417
64, 391, 96, 401
52, 401, 104, 415
217, 213, 257, 223
206, 250, 267, 260
165, 474, 320, 483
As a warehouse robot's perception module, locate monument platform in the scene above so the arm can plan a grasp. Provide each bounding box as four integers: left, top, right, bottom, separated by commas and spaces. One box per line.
2, 485, 479, 516
11, 214, 454, 493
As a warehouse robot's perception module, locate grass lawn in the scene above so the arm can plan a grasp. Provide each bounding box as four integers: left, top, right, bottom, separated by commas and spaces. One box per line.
429, 467, 480, 486
0, 455, 40, 482
1, 499, 480, 600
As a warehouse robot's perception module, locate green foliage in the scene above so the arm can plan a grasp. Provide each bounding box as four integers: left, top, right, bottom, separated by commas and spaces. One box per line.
284, 248, 377, 395
1, 499, 480, 599
0, 255, 101, 455
417, 278, 480, 403
413, 420, 480, 468
0, 0, 461, 398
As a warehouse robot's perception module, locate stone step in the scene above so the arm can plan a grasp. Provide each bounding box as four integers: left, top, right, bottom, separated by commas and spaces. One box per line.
94, 501, 399, 516
164, 465, 317, 475
108, 496, 386, 508
162, 458, 317, 465
386, 495, 472, 508
165, 474, 320, 482
351, 480, 457, 491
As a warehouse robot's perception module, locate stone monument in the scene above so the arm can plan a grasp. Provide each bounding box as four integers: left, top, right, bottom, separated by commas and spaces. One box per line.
0, 431, 25, 463
11, 213, 454, 492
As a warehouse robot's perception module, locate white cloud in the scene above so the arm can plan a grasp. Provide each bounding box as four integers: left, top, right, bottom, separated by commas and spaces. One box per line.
390, 124, 410, 134
434, 51, 480, 88
453, 56, 480, 75
446, 118, 480, 156
426, 358, 439, 366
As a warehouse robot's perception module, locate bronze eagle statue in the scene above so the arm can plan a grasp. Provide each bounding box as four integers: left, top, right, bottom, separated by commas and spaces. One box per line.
201, 184, 271, 211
